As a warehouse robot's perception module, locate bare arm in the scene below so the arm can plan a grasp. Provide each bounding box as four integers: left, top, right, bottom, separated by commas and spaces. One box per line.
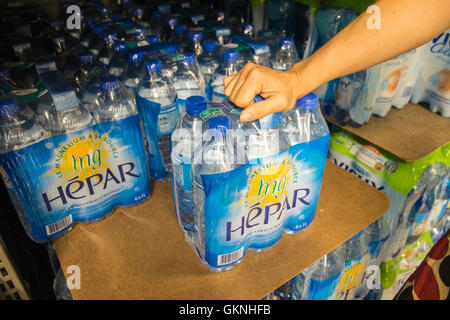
224, 0, 450, 122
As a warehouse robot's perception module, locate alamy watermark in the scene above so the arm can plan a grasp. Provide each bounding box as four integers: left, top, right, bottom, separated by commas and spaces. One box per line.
66, 5, 81, 30
366, 5, 381, 30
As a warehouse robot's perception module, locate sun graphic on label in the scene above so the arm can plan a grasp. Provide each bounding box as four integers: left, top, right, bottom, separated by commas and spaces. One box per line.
240, 151, 301, 210
43, 128, 121, 181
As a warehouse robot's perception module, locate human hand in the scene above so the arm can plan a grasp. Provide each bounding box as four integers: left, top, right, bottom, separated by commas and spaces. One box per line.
223, 62, 303, 122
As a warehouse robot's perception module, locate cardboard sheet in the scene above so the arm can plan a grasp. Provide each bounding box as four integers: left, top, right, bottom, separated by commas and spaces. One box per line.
334, 104, 450, 162
53, 161, 389, 300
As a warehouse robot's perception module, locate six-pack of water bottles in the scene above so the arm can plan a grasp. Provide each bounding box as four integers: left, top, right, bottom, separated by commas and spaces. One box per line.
0, 0, 448, 300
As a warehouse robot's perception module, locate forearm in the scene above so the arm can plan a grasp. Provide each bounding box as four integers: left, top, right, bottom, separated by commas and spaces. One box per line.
289, 0, 450, 99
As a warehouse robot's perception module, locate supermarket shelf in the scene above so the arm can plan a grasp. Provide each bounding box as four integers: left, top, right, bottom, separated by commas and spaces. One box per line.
331, 104, 450, 162
53, 161, 389, 300
0, 236, 29, 300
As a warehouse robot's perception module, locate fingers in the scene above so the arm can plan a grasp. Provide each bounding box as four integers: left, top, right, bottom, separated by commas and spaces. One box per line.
224, 63, 260, 106
239, 96, 286, 122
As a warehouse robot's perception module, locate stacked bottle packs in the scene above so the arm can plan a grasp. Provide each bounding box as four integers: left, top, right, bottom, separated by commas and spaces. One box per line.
171, 93, 330, 271
327, 126, 450, 299
0, 67, 150, 243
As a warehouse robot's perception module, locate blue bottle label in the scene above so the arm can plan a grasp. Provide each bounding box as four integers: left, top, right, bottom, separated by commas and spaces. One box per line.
307, 271, 342, 300
0, 115, 150, 242
136, 94, 179, 179
201, 134, 330, 268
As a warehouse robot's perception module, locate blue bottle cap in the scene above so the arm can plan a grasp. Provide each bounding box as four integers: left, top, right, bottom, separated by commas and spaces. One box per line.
52, 35, 65, 44
163, 43, 178, 55
279, 37, 294, 48
295, 93, 319, 111
188, 31, 202, 42
92, 25, 106, 35
103, 32, 117, 42
128, 51, 144, 63
181, 52, 195, 65
186, 96, 207, 115
153, 11, 163, 20
0, 98, 19, 116
133, 7, 144, 16
166, 17, 178, 27
174, 25, 186, 35
242, 23, 254, 34
216, 11, 225, 21
78, 53, 95, 64
135, 28, 146, 37
100, 75, 119, 92
222, 49, 238, 62
202, 40, 217, 52
145, 59, 162, 73
208, 115, 232, 133
100, 8, 110, 16
114, 42, 128, 53
148, 34, 160, 44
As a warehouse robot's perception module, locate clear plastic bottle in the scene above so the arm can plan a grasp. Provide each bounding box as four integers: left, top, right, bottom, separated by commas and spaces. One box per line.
172, 52, 206, 113
0, 98, 48, 240
121, 51, 145, 95
186, 31, 203, 57
98, 32, 118, 66
291, 249, 344, 300
271, 37, 299, 71
162, 16, 178, 41
158, 43, 179, 79
192, 115, 240, 271
171, 25, 187, 50
91, 75, 138, 122
87, 24, 107, 56
333, 230, 370, 300
354, 217, 391, 300
108, 42, 129, 77
136, 59, 179, 182
150, 11, 164, 38
198, 40, 219, 88
0, 97, 47, 153
429, 171, 450, 242
283, 93, 329, 146
210, 49, 241, 103
171, 96, 207, 243
241, 22, 255, 37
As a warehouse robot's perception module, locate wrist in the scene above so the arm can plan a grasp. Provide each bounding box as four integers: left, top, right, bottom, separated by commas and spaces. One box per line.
287, 56, 328, 99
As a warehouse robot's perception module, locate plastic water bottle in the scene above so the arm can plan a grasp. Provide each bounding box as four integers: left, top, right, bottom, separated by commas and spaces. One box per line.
0, 98, 47, 238
211, 49, 240, 102
172, 52, 206, 113
355, 217, 391, 300
408, 163, 447, 244
171, 25, 187, 50
73, 52, 97, 93
198, 40, 219, 87
162, 16, 178, 41
186, 31, 203, 57
241, 22, 255, 37
0, 97, 47, 153
74, 54, 109, 112
108, 42, 129, 77
171, 96, 207, 242
271, 37, 299, 71
429, 172, 450, 242
150, 11, 164, 38
91, 75, 138, 122
334, 231, 370, 300
283, 93, 329, 146
291, 250, 344, 300
121, 51, 145, 95
192, 115, 240, 271
136, 59, 179, 182
87, 24, 107, 56
98, 32, 118, 65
